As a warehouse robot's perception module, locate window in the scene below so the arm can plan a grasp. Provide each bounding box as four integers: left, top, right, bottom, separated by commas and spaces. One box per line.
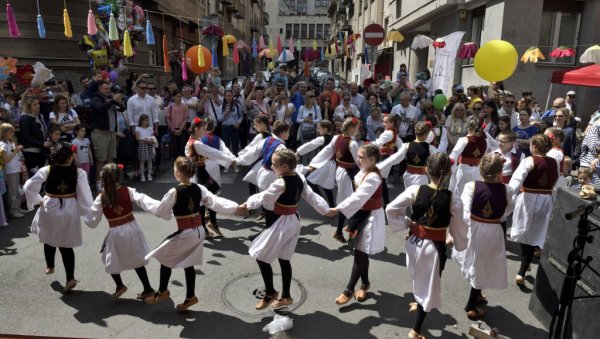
396, 0, 402, 19
301, 24, 307, 39
316, 24, 323, 39
324, 24, 330, 38
309, 24, 315, 39
294, 24, 300, 38
466, 6, 485, 64
286, 24, 293, 38
315, 0, 329, 7
538, 11, 581, 64
297, 0, 307, 14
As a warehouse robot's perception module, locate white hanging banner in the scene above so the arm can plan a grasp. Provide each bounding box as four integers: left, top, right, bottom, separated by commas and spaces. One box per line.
431, 31, 465, 94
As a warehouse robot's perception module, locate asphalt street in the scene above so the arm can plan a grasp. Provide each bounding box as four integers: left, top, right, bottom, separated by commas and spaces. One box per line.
0, 167, 548, 338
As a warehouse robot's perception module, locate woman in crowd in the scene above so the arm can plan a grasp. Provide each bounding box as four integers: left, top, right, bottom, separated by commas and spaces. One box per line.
444, 103, 468, 152
49, 94, 80, 141
481, 100, 500, 139
19, 96, 50, 174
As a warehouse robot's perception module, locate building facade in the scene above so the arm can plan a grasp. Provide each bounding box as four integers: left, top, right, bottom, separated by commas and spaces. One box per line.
265, 0, 331, 69
330, 0, 600, 120
0, 0, 266, 89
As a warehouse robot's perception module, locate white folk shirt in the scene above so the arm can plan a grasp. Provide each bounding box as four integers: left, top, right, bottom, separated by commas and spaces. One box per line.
127, 94, 158, 128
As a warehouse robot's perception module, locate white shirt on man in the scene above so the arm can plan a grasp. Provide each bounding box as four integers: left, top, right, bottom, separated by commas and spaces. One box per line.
390, 103, 418, 138
182, 95, 199, 123
127, 94, 158, 128
333, 104, 360, 122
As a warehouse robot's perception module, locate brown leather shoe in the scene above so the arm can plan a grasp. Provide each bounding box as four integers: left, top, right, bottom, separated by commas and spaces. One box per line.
46, 267, 54, 275
515, 275, 525, 286
208, 222, 224, 237
255, 291, 278, 310
355, 283, 370, 302
271, 297, 293, 309
64, 279, 77, 292
335, 290, 353, 305
176, 296, 198, 311
136, 289, 156, 300
466, 307, 486, 319
408, 329, 426, 339
145, 290, 171, 304
112, 285, 128, 299
333, 232, 347, 244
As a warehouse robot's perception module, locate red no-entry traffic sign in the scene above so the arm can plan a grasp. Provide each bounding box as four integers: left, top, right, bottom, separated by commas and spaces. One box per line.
364, 24, 385, 46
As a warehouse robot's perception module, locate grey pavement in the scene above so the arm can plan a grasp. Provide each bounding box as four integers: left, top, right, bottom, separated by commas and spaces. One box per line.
0, 168, 548, 338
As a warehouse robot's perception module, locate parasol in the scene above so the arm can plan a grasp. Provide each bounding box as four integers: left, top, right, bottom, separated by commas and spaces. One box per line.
411, 34, 433, 50
579, 45, 600, 64
202, 24, 223, 37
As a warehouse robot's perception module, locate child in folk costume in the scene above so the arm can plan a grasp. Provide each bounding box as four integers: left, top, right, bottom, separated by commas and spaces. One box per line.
425, 114, 448, 153
385, 153, 465, 339
296, 120, 335, 207
144, 157, 244, 311
308, 117, 361, 243
449, 116, 495, 197
240, 149, 330, 310
24, 142, 94, 291
186, 117, 236, 238
239, 115, 271, 198
83, 164, 156, 299
327, 144, 387, 305
493, 130, 524, 185
371, 114, 403, 203
459, 153, 514, 319
509, 134, 560, 287
377, 121, 439, 191
544, 127, 566, 188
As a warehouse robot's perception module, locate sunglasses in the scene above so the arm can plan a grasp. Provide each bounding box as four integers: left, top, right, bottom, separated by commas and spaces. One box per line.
504, 101, 515, 104
555, 115, 565, 118
473, 107, 482, 111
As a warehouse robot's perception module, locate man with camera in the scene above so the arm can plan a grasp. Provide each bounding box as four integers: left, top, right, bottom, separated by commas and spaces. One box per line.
90, 80, 125, 190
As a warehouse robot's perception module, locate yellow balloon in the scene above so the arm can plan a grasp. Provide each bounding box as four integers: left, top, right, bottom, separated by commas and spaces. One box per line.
474, 40, 518, 82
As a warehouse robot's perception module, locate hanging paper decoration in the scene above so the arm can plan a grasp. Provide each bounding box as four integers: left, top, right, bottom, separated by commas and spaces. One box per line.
325, 44, 335, 60
364, 45, 369, 64
123, 30, 133, 56
304, 61, 310, 77
259, 35, 266, 50
0, 57, 18, 75
162, 34, 170, 72
288, 38, 294, 53
222, 37, 230, 56
109, 13, 119, 41
198, 45, 205, 67
520, 47, 545, 63
32, 62, 54, 86
296, 39, 302, 55
344, 33, 350, 56
580, 45, 600, 64
313, 39, 317, 51
87, 10, 97, 35
386, 31, 403, 43
549, 46, 576, 59
269, 39, 275, 59
432, 38, 446, 49
37, 14, 46, 38
282, 48, 287, 62
222, 34, 237, 57
320, 47, 325, 61
252, 37, 258, 58
63, 8, 73, 38
334, 38, 339, 54
457, 42, 478, 59
6, 3, 20, 37
146, 19, 155, 45
212, 44, 218, 68
181, 57, 188, 81
277, 34, 282, 54
233, 42, 239, 65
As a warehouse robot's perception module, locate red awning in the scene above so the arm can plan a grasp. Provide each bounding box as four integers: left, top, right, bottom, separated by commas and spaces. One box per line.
551, 64, 600, 88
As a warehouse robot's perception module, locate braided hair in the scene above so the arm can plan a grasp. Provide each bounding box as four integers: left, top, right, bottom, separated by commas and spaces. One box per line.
425, 153, 452, 224
479, 153, 503, 181
100, 163, 123, 209
467, 115, 483, 135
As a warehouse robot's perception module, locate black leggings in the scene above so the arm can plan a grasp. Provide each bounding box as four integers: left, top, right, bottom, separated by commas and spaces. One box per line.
345, 250, 369, 291
158, 265, 196, 299
257, 259, 293, 298
111, 266, 153, 292
518, 243, 536, 276
381, 178, 389, 206
337, 214, 347, 235
44, 244, 75, 281
308, 182, 335, 207
413, 303, 427, 334
465, 287, 482, 311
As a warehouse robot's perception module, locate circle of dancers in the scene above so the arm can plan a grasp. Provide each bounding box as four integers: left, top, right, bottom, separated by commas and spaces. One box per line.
24, 115, 561, 339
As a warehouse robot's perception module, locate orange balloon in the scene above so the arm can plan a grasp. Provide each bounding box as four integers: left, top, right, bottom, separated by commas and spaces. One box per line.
185, 45, 212, 74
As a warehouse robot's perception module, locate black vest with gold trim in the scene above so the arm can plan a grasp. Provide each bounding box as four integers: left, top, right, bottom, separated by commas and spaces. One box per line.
406, 142, 430, 174
173, 184, 203, 229
45, 165, 77, 197
274, 174, 304, 215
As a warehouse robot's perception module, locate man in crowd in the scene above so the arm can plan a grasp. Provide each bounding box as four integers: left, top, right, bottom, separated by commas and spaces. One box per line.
541, 97, 566, 126
126, 80, 159, 132
181, 85, 200, 129
349, 82, 368, 122
90, 81, 124, 190
565, 90, 577, 115
498, 93, 518, 128
391, 92, 418, 142
318, 78, 341, 109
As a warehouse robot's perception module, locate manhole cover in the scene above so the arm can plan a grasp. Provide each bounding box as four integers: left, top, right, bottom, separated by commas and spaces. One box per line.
222, 272, 307, 318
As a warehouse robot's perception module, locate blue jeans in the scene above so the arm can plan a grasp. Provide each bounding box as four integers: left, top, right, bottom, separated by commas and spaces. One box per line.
221, 124, 240, 155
